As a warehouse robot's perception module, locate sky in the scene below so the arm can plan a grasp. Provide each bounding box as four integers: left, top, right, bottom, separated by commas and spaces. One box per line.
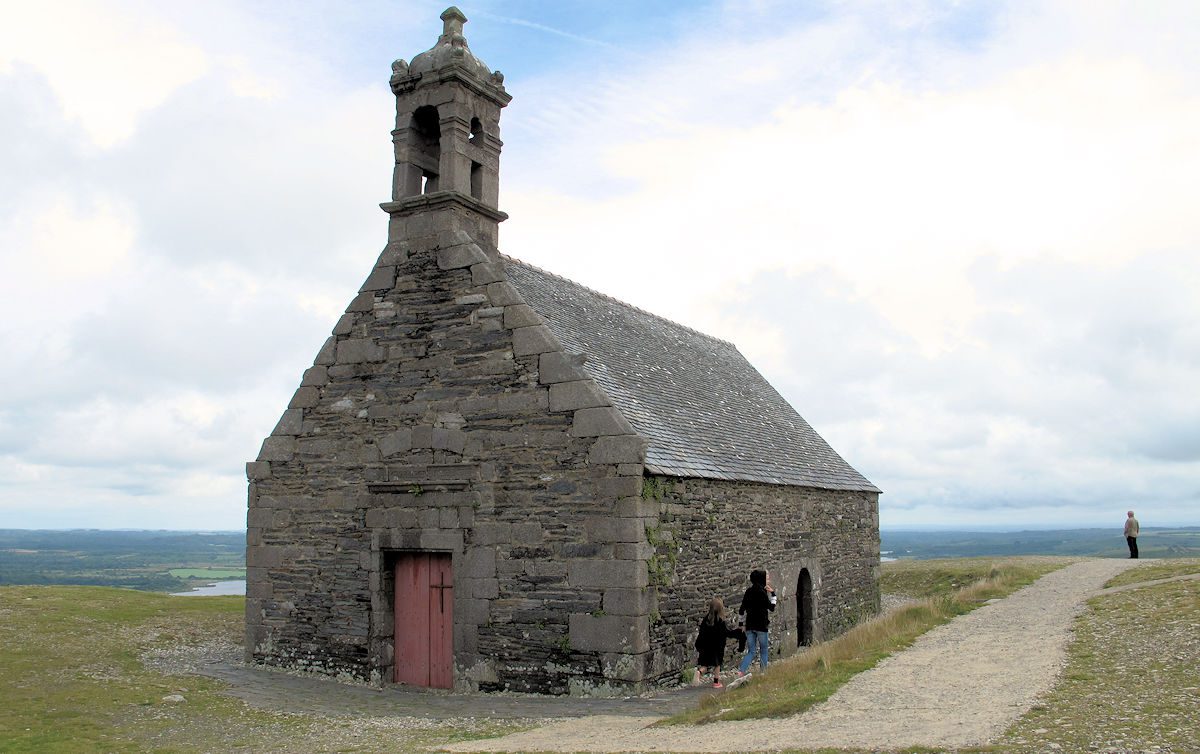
0, 0, 1197, 532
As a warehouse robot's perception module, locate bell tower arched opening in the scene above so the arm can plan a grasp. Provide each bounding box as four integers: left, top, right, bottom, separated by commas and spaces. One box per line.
409, 105, 441, 195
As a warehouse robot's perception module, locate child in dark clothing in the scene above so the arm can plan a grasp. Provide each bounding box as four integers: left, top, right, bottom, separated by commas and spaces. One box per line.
693, 597, 742, 688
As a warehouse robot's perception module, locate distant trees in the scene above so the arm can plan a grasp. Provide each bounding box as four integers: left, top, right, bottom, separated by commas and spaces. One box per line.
0, 529, 245, 592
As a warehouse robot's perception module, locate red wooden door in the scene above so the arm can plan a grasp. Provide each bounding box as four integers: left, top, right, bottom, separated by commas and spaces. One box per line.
394, 552, 454, 688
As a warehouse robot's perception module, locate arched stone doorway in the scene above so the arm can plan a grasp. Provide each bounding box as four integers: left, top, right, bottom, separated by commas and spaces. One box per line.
797, 568, 814, 646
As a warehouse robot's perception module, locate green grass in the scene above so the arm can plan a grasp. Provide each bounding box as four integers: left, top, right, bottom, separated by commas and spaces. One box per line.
662, 558, 1071, 726
0, 586, 536, 753
1103, 559, 1200, 588
0, 586, 279, 752
880, 556, 1077, 599
994, 566, 1199, 752
167, 568, 246, 579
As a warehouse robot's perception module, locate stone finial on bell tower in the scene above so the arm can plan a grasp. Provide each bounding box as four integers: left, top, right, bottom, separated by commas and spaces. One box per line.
439, 5, 467, 41
384, 6, 511, 237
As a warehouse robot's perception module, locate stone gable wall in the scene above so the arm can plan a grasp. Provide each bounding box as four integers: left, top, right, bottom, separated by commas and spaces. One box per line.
246, 201, 658, 694
641, 475, 880, 679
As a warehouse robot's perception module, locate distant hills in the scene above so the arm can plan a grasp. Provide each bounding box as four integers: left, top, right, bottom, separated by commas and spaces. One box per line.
2, 527, 1197, 591
882, 527, 1200, 560
0, 529, 244, 591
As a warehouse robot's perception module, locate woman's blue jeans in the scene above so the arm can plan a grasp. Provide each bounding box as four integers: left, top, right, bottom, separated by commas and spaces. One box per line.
739, 629, 769, 673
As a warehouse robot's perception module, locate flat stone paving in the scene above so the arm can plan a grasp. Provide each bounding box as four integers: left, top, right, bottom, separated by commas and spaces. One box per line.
195, 661, 708, 719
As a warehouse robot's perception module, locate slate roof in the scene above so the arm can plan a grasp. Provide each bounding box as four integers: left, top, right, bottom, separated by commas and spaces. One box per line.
504, 258, 880, 493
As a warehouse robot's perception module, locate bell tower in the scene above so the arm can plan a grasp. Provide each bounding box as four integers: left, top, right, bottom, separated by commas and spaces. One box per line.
383, 7, 510, 247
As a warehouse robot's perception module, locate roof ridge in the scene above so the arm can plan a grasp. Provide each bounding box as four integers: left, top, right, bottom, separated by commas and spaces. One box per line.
500, 253, 736, 348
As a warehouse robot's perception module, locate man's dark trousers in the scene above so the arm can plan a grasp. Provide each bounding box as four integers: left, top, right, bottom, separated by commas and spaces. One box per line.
1127, 536, 1139, 558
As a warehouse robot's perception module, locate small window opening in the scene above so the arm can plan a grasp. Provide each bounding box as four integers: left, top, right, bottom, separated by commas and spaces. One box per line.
421, 171, 439, 194
470, 161, 482, 200
469, 117, 483, 144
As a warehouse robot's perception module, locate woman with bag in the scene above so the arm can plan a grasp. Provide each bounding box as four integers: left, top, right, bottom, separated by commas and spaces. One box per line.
692, 596, 740, 688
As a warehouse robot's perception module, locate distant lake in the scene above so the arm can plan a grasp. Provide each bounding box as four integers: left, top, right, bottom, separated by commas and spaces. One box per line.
172, 579, 246, 596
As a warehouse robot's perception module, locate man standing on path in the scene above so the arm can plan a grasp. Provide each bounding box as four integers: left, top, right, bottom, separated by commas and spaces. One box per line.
1124, 510, 1139, 558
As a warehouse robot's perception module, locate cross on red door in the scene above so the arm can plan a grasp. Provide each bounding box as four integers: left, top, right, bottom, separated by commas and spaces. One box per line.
431, 571, 453, 613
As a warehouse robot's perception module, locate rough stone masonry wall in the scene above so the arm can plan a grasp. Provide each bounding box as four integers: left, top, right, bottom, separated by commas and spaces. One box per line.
246, 200, 658, 694
643, 475, 880, 680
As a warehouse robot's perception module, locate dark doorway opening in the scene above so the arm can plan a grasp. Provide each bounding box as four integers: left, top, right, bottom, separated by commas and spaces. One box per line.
797, 568, 814, 646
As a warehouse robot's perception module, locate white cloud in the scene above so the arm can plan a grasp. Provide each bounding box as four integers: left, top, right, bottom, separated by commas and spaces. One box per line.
497, 1, 1200, 527
0, 379, 282, 528
0, 193, 140, 407
6, 193, 136, 279
0, 457, 248, 529
506, 49, 1200, 352
1, 0, 1197, 530
710, 249, 1200, 527
0, 0, 209, 148
0, 1, 397, 528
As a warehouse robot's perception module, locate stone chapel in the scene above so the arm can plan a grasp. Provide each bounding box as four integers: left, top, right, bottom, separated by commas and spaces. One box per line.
246, 7, 881, 694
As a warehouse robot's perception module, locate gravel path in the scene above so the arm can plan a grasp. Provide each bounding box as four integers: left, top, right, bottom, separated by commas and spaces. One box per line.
442, 557, 1139, 753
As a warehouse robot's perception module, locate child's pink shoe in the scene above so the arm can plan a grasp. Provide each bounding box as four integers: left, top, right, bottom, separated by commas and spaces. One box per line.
712, 681, 724, 688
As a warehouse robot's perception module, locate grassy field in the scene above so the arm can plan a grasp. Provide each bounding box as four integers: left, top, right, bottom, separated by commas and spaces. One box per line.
0, 587, 524, 753
1103, 558, 1200, 587
992, 560, 1200, 753
0, 586, 280, 752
